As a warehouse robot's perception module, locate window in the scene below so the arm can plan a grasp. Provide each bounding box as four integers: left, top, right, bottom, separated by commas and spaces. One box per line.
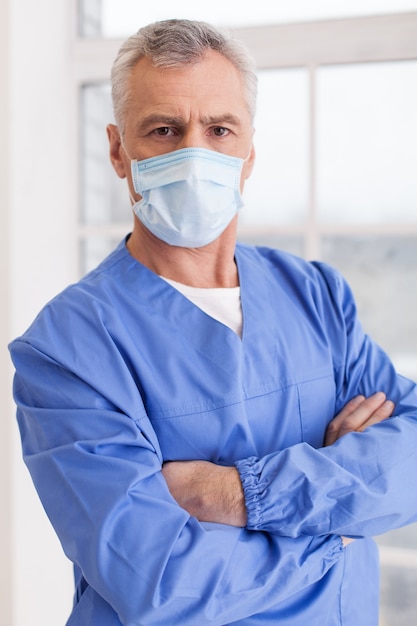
79, 0, 417, 36
317, 60, 417, 380
317, 61, 417, 225
75, 5, 417, 623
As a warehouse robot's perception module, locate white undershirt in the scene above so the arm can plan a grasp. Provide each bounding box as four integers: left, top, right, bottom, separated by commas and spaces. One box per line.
161, 277, 243, 337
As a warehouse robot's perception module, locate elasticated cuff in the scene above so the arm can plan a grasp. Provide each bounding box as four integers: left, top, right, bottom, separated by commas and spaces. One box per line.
235, 456, 267, 530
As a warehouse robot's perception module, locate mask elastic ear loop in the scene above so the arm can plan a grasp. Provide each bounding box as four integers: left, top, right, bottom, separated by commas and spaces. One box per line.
119, 135, 133, 161
243, 144, 254, 163
119, 136, 140, 205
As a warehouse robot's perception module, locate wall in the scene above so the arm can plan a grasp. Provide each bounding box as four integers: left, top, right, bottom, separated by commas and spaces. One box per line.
3, 0, 78, 624
0, 0, 13, 621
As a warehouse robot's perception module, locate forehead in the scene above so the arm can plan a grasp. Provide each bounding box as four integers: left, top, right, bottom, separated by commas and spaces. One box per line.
127, 50, 250, 120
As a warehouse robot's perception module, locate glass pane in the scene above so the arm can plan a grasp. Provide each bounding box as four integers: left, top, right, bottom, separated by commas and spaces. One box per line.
237, 232, 304, 258
241, 68, 309, 228
378, 525, 417, 551
79, 0, 102, 37
79, 236, 123, 275
81, 83, 130, 225
317, 61, 417, 224
379, 564, 417, 626
321, 236, 417, 380
79, 0, 417, 38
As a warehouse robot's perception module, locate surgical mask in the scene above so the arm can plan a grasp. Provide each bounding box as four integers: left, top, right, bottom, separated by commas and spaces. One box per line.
129, 147, 246, 248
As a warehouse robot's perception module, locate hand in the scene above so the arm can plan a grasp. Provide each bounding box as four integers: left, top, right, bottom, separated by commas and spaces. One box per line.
162, 460, 247, 527
342, 536, 355, 547
327, 393, 394, 548
324, 392, 394, 447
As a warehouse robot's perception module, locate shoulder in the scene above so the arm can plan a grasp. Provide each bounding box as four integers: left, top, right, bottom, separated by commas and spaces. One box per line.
10, 239, 134, 352
235, 242, 359, 331
236, 242, 347, 293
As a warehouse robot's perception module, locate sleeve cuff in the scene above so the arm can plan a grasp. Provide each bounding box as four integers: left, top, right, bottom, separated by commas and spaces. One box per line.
235, 456, 267, 530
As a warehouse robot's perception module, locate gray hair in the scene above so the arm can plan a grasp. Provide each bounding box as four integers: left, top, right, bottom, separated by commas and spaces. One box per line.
111, 19, 258, 133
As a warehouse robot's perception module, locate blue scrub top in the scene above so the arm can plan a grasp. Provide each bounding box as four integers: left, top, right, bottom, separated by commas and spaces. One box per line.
9, 240, 417, 625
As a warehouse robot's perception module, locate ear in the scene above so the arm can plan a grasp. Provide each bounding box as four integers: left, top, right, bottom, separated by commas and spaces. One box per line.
107, 124, 128, 179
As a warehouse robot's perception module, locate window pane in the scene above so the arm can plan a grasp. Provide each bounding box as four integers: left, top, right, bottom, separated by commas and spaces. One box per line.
79, 0, 417, 38
379, 564, 417, 626
378, 525, 417, 551
80, 236, 122, 275
241, 68, 309, 228
237, 233, 304, 257
81, 83, 130, 225
320, 236, 417, 380
317, 61, 417, 224
79, 0, 102, 37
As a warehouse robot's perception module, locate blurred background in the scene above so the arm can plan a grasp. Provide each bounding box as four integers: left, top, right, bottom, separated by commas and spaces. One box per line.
1, 1, 417, 624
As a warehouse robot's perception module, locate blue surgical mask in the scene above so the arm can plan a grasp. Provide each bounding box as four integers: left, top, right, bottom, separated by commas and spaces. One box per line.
129, 147, 246, 248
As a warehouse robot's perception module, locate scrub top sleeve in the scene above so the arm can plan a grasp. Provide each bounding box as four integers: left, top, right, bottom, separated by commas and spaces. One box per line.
10, 338, 344, 626
236, 263, 417, 540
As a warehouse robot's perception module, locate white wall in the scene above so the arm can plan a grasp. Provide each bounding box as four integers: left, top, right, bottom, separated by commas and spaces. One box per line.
1, 0, 13, 621
3, 0, 78, 624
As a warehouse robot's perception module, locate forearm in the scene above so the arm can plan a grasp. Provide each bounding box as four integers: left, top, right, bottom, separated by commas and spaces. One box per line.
162, 460, 247, 526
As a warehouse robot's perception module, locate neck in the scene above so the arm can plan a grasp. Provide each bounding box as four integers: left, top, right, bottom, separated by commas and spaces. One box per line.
127, 216, 239, 288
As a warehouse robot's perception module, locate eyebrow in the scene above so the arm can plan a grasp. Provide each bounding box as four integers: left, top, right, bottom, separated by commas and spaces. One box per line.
199, 114, 242, 127
135, 113, 243, 133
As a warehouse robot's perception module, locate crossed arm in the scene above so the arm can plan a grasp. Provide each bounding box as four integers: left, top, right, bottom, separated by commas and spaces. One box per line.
162, 392, 394, 533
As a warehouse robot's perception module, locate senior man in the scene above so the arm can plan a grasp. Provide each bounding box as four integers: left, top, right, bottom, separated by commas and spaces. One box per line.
9, 18, 417, 626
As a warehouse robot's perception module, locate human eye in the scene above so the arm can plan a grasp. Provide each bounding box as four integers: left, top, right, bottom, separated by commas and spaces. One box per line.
211, 126, 230, 137
152, 127, 176, 137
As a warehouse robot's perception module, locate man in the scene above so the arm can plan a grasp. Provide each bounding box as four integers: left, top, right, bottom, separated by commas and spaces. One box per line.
9, 18, 417, 626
